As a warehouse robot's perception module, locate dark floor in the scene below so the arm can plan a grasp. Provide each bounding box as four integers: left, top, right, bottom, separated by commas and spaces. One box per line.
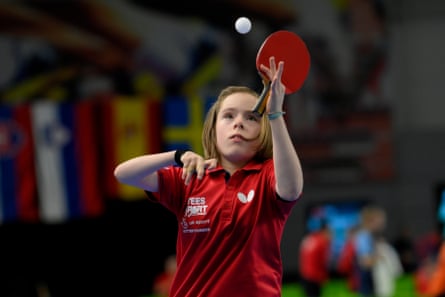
0, 199, 178, 297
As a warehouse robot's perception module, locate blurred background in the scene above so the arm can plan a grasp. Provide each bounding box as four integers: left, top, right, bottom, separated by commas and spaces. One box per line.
0, 0, 444, 296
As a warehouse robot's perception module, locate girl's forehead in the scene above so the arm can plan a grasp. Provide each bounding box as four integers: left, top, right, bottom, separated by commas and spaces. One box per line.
221, 92, 257, 109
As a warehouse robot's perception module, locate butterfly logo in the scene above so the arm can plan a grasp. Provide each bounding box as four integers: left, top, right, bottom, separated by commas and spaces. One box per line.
237, 190, 254, 204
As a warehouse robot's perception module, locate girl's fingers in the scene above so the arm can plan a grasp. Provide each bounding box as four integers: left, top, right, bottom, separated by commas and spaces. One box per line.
182, 158, 217, 184
182, 165, 194, 181
204, 159, 218, 170
182, 160, 195, 180
178, 151, 201, 184
269, 56, 276, 73
183, 161, 196, 185
260, 57, 282, 81
184, 170, 194, 185
195, 159, 205, 180
259, 64, 271, 78
276, 61, 284, 79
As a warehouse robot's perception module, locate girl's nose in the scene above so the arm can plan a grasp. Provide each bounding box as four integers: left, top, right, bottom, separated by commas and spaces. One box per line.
233, 115, 244, 129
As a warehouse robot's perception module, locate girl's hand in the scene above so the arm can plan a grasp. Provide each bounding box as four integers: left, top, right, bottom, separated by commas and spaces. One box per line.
259, 56, 286, 114
180, 151, 217, 185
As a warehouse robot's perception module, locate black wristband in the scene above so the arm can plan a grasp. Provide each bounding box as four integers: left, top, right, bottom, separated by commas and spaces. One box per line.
174, 149, 189, 167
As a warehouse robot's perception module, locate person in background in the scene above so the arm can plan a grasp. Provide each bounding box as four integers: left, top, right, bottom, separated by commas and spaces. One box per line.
299, 220, 331, 297
354, 205, 386, 297
337, 225, 359, 292
414, 255, 437, 296
422, 201, 445, 297
424, 241, 445, 297
372, 235, 403, 297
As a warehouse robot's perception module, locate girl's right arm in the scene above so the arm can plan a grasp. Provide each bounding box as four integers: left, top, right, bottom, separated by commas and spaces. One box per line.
114, 151, 177, 192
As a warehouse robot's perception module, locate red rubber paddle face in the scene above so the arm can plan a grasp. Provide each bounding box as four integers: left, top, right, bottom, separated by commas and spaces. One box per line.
256, 30, 311, 94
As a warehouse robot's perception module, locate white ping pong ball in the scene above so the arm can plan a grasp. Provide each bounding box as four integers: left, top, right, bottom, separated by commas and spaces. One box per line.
235, 17, 252, 34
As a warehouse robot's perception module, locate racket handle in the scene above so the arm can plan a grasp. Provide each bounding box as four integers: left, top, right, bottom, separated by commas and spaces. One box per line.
252, 81, 271, 116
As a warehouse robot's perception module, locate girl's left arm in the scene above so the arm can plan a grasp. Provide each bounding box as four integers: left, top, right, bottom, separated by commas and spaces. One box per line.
269, 114, 303, 201
261, 57, 303, 201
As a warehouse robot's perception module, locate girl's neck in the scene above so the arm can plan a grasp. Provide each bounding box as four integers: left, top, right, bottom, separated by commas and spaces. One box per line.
220, 158, 249, 175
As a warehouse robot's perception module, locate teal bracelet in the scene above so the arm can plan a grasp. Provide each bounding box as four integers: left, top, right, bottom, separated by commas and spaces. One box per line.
267, 111, 286, 120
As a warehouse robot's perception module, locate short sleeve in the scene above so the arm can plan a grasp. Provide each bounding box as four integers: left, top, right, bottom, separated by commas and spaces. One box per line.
144, 166, 185, 216
263, 159, 299, 216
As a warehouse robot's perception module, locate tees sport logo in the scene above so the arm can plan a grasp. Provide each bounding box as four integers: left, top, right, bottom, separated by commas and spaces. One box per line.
185, 197, 208, 218
182, 197, 211, 234
237, 190, 254, 204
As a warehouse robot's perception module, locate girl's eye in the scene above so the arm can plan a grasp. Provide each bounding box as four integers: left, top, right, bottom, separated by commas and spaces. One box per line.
247, 114, 259, 122
223, 113, 233, 119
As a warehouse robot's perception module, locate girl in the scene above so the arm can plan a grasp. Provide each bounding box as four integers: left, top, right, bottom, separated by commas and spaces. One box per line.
114, 57, 303, 297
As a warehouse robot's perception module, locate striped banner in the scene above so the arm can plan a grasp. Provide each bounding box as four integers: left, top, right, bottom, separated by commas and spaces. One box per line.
0, 104, 38, 224
31, 101, 103, 223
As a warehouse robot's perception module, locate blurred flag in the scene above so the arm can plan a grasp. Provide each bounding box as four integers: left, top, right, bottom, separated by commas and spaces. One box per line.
0, 104, 39, 224
163, 95, 214, 154
163, 36, 221, 153
31, 101, 103, 223
101, 96, 162, 200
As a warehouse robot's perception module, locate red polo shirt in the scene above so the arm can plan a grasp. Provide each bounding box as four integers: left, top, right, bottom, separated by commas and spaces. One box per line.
147, 159, 298, 297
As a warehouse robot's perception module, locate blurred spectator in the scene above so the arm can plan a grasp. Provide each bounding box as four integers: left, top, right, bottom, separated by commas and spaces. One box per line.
424, 241, 445, 297
416, 231, 442, 263
372, 235, 403, 297
353, 205, 386, 297
153, 254, 177, 297
299, 220, 331, 297
337, 225, 359, 292
415, 256, 437, 296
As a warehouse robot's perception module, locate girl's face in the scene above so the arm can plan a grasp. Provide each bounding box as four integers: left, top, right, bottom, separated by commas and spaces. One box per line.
215, 92, 262, 167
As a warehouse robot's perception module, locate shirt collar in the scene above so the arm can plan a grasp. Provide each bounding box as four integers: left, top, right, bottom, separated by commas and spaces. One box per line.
207, 158, 266, 175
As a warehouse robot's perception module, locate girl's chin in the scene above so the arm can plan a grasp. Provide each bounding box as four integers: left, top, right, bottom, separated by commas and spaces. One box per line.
221, 149, 255, 163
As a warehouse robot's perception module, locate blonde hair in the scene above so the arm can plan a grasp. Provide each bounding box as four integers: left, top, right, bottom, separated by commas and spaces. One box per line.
202, 86, 273, 162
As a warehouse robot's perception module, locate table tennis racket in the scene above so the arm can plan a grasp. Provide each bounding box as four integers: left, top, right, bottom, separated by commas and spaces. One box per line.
252, 30, 311, 116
